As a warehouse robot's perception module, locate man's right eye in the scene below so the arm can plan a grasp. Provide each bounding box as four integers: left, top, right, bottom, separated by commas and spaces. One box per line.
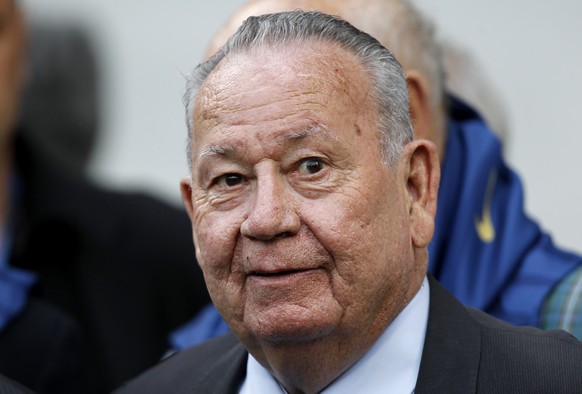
216, 173, 244, 188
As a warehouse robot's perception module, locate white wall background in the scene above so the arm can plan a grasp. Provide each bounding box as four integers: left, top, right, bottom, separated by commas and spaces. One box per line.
21, 0, 582, 254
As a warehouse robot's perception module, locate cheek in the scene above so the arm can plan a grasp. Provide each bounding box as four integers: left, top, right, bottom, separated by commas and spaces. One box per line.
299, 192, 375, 282
305, 179, 390, 251
302, 174, 410, 288
192, 205, 251, 331
192, 206, 245, 280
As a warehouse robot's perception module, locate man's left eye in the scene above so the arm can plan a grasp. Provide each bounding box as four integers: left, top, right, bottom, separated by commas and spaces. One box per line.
298, 158, 325, 175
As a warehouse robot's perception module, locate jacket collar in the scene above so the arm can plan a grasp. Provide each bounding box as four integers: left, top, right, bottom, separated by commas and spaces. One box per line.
415, 275, 481, 393
196, 334, 247, 394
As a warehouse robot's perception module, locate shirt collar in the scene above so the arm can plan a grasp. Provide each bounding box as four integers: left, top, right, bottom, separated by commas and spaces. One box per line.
240, 277, 430, 394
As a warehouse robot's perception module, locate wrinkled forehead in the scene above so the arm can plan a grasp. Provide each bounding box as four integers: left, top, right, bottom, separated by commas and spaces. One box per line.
189, 42, 379, 165
195, 41, 371, 126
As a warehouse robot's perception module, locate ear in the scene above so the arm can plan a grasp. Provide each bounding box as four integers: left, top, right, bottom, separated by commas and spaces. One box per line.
180, 176, 195, 219
406, 70, 433, 142
401, 140, 440, 248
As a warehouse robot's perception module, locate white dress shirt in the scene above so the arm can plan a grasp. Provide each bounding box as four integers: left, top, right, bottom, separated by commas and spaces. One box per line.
239, 277, 430, 393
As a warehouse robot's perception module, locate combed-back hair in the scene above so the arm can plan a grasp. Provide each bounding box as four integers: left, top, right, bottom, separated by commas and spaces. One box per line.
183, 10, 413, 170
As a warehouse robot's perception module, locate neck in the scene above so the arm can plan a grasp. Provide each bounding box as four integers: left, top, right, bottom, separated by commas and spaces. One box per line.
259, 332, 376, 394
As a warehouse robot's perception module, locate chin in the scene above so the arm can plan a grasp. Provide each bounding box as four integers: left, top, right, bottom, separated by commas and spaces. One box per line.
243, 307, 341, 346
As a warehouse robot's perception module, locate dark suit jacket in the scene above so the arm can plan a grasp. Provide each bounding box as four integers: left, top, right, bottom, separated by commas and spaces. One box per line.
9, 136, 211, 393
0, 374, 35, 394
0, 299, 88, 394
114, 275, 582, 393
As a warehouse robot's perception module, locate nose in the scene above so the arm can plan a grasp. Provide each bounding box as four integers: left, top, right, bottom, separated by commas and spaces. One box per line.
240, 169, 300, 241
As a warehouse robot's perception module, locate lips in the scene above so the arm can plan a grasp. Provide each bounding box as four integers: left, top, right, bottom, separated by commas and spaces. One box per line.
251, 268, 307, 277
246, 267, 324, 287
243, 255, 324, 277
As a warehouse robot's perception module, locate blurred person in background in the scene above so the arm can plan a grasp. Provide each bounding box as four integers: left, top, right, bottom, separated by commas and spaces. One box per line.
440, 39, 509, 143
169, 0, 582, 350
2, 1, 89, 393
0, 1, 210, 392
18, 21, 100, 174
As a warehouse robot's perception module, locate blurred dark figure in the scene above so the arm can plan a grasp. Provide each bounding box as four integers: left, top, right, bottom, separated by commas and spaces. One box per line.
0, 374, 34, 394
1, 3, 210, 393
18, 21, 99, 173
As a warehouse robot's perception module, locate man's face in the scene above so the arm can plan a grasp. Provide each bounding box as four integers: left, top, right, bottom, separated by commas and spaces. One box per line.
0, 0, 25, 145
183, 43, 425, 351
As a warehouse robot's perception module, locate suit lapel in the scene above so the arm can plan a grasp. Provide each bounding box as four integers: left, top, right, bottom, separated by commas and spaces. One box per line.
196, 335, 248, 394
415, 275, 481, 394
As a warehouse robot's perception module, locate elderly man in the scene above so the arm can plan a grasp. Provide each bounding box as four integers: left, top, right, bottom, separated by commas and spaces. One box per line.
169, 0, 582, 349
118, 11, 582, 393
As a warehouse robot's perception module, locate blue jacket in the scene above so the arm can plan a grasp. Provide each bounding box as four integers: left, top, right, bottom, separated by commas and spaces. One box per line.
430, 97, 581, 326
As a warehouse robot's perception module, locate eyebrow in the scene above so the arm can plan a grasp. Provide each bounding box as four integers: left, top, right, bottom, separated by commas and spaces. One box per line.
197, 123, 335, 160
199, 145, 228, 158
288, 123, 329, 140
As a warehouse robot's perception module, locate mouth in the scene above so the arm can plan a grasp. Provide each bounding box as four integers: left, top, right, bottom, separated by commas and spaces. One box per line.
251, 268, 307, 277
247, 267, 323, 286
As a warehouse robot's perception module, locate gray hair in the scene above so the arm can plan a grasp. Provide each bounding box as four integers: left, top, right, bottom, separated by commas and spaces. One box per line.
183, 10, 413, 170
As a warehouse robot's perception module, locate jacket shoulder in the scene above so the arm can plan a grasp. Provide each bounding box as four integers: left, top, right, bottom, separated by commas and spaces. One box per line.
468, 307, 582, 392
417, 276, 582, 393
113, 333, 247, 394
